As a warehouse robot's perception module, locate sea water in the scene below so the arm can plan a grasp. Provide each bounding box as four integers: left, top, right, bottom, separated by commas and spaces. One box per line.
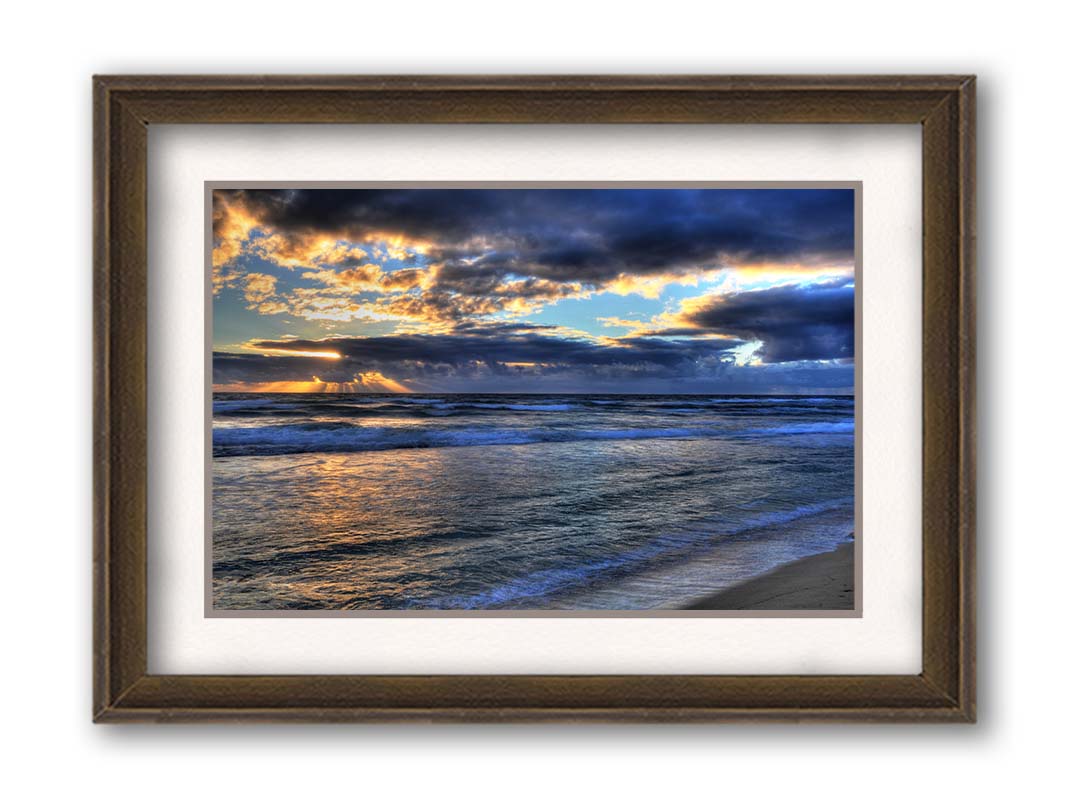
212, 394, 855, 610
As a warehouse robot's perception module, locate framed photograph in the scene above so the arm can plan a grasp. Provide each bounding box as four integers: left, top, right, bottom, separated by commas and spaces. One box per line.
94, 75, 975, 722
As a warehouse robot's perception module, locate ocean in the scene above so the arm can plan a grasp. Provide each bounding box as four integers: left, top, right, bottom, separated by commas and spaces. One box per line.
212, 393, 855, 611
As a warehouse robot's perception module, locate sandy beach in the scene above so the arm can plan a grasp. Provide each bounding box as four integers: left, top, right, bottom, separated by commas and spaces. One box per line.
684, 541, 855, 611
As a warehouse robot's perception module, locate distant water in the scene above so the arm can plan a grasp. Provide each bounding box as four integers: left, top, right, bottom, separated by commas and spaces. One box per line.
212, 394, 855, 610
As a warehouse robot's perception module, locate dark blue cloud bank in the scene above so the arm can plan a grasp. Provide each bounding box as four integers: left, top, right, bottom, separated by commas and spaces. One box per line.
221, 187, 854, 281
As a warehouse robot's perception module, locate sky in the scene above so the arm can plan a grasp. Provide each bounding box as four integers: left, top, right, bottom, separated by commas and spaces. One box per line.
212, 187, 855, 394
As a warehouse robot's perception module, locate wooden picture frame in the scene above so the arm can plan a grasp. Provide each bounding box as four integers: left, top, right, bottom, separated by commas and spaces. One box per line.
93, 75, 976, 723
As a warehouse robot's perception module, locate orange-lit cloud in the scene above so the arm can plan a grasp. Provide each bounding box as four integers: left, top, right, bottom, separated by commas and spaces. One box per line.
242, 343, 343, 359
243, 273, 278, 305
251, 232, 369, 270
303, 264, 429, 294
212, 193, 261, 268
212, 192, 432, 275
211, 193, 264, 294
601, 271, 700, 299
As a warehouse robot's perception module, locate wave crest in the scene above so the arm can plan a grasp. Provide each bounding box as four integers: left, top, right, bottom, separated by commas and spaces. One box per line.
213, 420, 852, 457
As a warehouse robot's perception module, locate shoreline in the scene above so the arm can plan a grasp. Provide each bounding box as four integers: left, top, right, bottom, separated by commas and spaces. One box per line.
683, 541, 855, 611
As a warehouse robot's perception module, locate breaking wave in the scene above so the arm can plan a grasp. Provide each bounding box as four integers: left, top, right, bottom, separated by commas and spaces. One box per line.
213, 419, 852, 457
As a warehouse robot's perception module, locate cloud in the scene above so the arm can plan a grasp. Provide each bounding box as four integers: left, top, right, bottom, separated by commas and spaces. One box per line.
214, 322, 749, 388
252, 234, 370, 270
211, 188, 855, 313
213, 335, 854, 394
212, 193, 264, 294
248, 274, 592, 327
669, 278, 855, 362
303, 264, 427, 294
212, 188, 856, 391
242, 273, 278, 305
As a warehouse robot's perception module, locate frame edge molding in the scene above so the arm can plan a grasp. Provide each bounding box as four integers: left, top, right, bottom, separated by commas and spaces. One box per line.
92, 74, 976, 723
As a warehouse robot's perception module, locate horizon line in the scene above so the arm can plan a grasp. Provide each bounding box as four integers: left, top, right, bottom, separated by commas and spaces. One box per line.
211, 390, 855, 397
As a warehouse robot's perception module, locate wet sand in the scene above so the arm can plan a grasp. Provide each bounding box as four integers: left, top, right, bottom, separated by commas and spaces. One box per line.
684, 541, 855, 610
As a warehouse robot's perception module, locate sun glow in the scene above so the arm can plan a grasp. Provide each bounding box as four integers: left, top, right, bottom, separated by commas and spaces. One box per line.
214, 371, 412, 394
354, 371, 411, 393
252, 348, 343, 359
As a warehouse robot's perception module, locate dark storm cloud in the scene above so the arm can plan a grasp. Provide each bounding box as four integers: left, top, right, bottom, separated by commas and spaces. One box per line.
226, 188, 499, 245
675, 278, 855, 363
217, 188, 855, 284
214, 324, 747, 385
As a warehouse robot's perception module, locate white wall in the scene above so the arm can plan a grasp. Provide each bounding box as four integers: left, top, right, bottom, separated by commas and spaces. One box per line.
2, 1, 1056, 797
